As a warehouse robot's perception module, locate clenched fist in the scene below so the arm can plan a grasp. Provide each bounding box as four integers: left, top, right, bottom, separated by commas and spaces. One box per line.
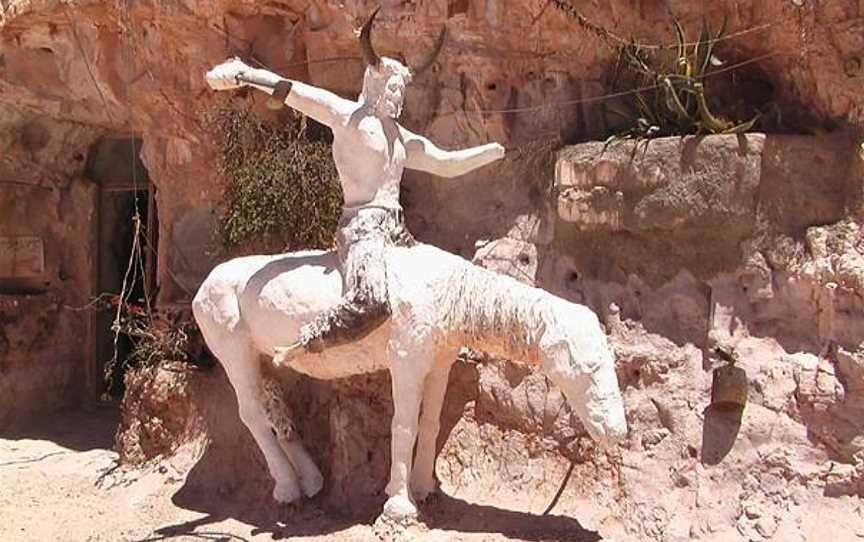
205, 58, 251, 91
487, 142, 505, 161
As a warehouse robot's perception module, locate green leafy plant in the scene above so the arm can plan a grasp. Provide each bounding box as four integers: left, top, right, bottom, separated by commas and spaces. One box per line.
609, 18, 759, 144
548, 1, 759, 144
209, 105, 341, 252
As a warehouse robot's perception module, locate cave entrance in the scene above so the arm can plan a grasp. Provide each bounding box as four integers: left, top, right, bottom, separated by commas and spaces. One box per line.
86, 136, 158, 399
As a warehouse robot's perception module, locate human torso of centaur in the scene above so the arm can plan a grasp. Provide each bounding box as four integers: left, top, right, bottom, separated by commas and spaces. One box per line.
331, 106, 406, 210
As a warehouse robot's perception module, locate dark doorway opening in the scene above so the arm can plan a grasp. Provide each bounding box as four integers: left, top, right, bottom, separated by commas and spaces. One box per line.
86, 136, 158, 398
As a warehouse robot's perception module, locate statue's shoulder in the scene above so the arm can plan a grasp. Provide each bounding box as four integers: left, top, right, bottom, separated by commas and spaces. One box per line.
388, 242, 461, 270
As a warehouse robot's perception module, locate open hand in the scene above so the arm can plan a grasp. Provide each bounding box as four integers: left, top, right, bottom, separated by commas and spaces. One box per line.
205, 58, 251, 91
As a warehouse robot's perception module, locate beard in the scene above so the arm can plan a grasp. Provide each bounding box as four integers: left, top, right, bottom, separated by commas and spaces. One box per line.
376, 95, 403, 118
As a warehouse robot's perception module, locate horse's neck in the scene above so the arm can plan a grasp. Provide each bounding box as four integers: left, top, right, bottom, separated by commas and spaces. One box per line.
440, 264, 557, 366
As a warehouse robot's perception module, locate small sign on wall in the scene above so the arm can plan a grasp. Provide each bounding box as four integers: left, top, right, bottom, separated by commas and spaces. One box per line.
0, 236, 45, 278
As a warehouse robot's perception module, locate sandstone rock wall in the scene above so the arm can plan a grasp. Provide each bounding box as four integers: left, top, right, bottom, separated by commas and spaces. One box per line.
534, 134, 864, 540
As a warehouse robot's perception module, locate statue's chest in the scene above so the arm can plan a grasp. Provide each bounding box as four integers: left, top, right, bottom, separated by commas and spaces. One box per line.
335, 118, 405, 173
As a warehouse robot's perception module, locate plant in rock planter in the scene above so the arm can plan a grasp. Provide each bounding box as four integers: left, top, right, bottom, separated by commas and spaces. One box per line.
608, 17, 760, 146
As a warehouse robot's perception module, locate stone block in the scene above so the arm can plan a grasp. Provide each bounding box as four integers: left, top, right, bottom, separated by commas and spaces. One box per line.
0, 236, 44, 278
556, 133, 860, 237
556, 134, 764, 235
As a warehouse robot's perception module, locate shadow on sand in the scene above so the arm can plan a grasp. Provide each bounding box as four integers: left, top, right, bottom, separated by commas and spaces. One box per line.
1, 405, 119, 452
150, 488, 600, 542
138, 356, 600, 541
151, 373, 599, 541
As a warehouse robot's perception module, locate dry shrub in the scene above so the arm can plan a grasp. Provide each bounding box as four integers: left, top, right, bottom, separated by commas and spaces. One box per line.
209, 105, 342, 253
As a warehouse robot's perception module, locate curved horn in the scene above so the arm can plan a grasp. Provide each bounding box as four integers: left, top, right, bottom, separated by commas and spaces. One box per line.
411, 26, 447, 75
360, 7, 381, 68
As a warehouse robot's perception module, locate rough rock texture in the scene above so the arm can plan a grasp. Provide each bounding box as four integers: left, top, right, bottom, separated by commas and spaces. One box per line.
115, 361, 200, 464
3, 0, 864, 540
0, 175, 97, 423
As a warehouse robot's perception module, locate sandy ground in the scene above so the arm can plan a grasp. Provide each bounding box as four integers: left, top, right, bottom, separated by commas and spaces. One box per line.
0, 407, 604, 542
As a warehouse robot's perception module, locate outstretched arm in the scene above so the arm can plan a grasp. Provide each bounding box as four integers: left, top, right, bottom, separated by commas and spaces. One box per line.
401, 129, 505, 178
206, 58, 353, 128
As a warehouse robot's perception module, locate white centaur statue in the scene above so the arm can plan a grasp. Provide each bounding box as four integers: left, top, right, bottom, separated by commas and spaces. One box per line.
195, 8, 627, 521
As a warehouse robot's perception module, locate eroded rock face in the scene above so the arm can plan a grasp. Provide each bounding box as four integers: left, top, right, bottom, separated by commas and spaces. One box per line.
116, 361, 198, 464
557, 135, 764, 236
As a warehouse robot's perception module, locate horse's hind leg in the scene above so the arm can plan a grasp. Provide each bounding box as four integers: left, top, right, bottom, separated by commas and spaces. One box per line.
222, 343, 305, 503
260, 378, 324, 498
194, 295, 303, 503
279, 439, 324, 498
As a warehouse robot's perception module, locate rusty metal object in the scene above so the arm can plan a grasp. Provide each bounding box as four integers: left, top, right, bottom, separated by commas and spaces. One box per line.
711, 363, 748, 408
234, 73, 293, 110
266, 80, 293, 110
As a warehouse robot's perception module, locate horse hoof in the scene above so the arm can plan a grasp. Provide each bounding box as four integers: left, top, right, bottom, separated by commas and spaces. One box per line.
300, 469, 324, 498
374, 497, 424, 541
382, 494, 418, 520
272, 481, 302, 504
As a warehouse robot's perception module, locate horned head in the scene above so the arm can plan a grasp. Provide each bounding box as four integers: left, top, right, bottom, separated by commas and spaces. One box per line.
358, 7, 446, 118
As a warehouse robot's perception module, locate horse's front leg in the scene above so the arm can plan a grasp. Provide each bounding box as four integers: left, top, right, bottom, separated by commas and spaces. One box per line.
411, 353, 455, 501
383, 334, 432, 520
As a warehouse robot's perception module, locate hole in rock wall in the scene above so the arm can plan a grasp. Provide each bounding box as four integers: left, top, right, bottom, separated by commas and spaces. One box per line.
86, 136, 158, 398
448, 0, 469, 17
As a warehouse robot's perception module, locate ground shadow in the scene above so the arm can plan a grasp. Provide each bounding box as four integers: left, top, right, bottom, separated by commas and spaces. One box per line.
156, 366, 380, 539
700, 404, 744, 465
421, 493, 600, 541
154, 490, 600, 542
0, 404, 119, 452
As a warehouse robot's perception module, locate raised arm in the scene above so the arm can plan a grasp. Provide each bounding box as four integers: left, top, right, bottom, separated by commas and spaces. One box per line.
401, 128, 505, 178
205, 58, 354, 128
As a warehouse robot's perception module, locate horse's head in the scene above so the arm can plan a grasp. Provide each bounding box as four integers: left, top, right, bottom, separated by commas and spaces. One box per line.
539, 304, 628, 447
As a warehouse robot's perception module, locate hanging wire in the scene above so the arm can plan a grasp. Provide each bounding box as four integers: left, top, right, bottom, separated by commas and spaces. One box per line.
62, 6, 116, 126
42, 3, 779, 129
434, 51, 780, 118
74, 4, 779, 130
545, 0, 773, 51
92, 0, 157, 384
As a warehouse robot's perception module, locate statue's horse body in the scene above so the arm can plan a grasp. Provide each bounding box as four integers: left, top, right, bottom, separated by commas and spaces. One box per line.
193, 242, 627, 518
